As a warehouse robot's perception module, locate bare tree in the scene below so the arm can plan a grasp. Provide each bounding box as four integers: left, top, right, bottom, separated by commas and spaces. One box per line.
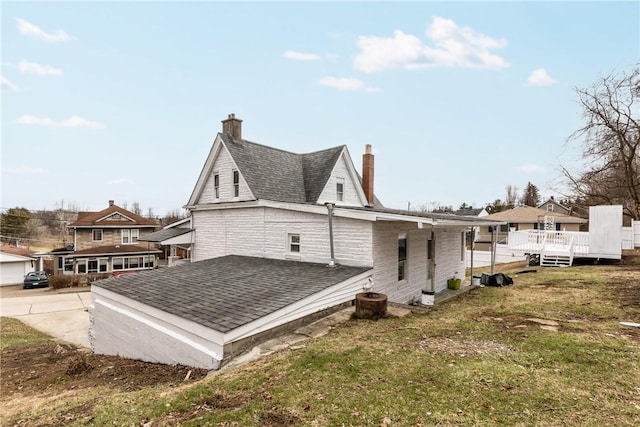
562, 64, 640, 220
131, 202, 141, 215
505, 185, 519, 209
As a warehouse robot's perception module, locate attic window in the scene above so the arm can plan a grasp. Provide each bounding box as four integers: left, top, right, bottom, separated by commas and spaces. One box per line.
214, 173, 220, 199
336, 178, 344, 202
547, 204, 554, 212
233, 170, 239, 198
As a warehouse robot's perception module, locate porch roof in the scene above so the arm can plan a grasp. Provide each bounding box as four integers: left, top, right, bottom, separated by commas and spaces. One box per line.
62, 244, 162, 258
139, 228, 193, 244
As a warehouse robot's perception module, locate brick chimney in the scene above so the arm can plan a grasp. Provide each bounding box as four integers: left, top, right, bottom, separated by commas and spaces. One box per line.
362, 144, 374, 206
221, 113, 242, 142
108, 200, 114, 207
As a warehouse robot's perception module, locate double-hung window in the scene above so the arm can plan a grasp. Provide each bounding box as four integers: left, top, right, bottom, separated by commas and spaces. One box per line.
92, 229, 103, 242
398, 235, 407, 281
233, 170, 240, 198
336, 178, 344, 202
288, 233, 300, 253
122, 229, 139, 244
214, 173, 220, 199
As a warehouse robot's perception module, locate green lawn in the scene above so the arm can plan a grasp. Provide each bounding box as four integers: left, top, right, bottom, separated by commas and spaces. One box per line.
2, 262, 639, 426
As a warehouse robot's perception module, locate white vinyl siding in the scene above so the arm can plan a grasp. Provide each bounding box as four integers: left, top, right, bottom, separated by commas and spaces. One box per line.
197, 144, 253, 203
191, 207, 373, 267
317, 153, 364, 207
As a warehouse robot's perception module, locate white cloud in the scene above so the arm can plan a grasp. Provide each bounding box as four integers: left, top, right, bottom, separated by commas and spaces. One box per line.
1, 75, 19, 91
16, 114, 106, 129
4, 165, 48, 174
527, 68, 557, 86
19, 60, 63, 76
316, 76, 380, 93
108, 178, 132, 185
283, 50, 322, 61
518, 163, 546, 173
15, 17, 72, 42
354, 16, 509, 73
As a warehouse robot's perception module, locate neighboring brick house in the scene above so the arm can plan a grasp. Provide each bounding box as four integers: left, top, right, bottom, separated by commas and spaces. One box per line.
52, 201, 161, 275
91, 114, 501, 369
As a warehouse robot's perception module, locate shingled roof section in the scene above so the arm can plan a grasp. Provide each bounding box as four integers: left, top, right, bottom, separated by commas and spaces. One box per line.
69, 204, 159, 228
301, 146, 345, 203
221, 134, 350, 205
483, 206, 587, 223
94, 255, 371, 333
222, 134, 307, 203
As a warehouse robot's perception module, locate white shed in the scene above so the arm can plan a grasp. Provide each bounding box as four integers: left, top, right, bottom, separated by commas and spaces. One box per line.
0, 251, 36, 286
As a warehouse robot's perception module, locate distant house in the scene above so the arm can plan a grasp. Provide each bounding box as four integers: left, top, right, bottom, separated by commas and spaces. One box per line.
476, 205, 588, 249
140, 216, 193, 266
90, 114, 501, 369
51, 201, 161, 275
0, 246, 36, 286
537, 197, 588, 220
454, 207, 488, 217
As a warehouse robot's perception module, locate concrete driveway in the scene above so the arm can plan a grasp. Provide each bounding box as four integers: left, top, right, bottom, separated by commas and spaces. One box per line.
0, 285, 91, 348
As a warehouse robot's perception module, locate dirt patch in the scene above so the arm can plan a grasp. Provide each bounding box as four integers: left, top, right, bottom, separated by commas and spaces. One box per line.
419, 337, 511, 356
1, 341, 209, 401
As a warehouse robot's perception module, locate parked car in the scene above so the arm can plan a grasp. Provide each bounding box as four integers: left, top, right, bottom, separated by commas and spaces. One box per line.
23, 271, 49, 289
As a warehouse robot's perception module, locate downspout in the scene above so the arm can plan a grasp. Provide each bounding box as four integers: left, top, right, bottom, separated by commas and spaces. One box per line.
325, 202, 336, 267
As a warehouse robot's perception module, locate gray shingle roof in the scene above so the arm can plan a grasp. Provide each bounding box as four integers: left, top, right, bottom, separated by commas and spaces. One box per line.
221, 133, 346, 204
139, 228, 192, 243
93, 255, 371, 333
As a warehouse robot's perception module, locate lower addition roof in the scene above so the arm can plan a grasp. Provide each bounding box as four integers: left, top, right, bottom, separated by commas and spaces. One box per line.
93, 255, 371, 333
62, 244, 162, 258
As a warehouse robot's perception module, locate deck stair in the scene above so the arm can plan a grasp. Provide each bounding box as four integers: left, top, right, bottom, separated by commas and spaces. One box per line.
540, 234, 575, 267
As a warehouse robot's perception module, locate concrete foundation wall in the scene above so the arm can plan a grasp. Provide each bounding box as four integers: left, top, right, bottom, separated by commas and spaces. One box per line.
90, 287, 224, 370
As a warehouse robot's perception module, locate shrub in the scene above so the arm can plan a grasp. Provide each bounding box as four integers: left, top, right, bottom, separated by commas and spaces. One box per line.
49, 274, 74, 289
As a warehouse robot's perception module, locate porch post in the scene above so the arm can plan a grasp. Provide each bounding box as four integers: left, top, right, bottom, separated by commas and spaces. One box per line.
491, 227, 496, 275
469, 227, 474, 285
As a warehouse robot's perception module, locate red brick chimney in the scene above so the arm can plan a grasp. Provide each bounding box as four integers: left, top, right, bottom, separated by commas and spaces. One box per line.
221, 113, 242, 142
362, 144, 374, 206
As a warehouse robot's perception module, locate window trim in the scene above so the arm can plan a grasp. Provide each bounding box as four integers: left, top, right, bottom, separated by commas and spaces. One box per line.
398, 234, 407, 282
288, 233, 300, 254
92, 229, 103, 242
233, 170, 240, 198
121, 229, 139, 244
336, 178, 345, 202
214, 173, 220, 199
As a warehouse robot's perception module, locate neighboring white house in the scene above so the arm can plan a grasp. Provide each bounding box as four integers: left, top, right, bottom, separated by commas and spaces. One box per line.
0, 250, 36, 286
90, 113, 502, 369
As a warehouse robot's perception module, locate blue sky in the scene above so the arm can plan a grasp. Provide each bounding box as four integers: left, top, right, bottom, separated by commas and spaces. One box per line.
2, 1, 638, 216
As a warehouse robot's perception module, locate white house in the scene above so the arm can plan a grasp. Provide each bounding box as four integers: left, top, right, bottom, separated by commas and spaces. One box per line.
90, 114, 502, 369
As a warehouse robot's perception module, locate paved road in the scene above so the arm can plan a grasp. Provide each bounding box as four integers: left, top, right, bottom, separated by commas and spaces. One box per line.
1, 286, 91, 348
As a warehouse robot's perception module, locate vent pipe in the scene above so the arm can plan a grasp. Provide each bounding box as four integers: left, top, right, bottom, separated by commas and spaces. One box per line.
325, 202, 337, 267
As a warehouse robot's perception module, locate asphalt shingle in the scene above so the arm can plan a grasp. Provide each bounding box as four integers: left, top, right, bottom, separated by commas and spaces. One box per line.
94, 255, 371, 333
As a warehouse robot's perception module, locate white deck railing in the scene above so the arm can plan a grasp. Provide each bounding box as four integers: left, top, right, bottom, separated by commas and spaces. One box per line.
508, 230, 589, 256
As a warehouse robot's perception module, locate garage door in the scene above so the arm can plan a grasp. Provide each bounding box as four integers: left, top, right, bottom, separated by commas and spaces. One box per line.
1, 262, 28, 286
